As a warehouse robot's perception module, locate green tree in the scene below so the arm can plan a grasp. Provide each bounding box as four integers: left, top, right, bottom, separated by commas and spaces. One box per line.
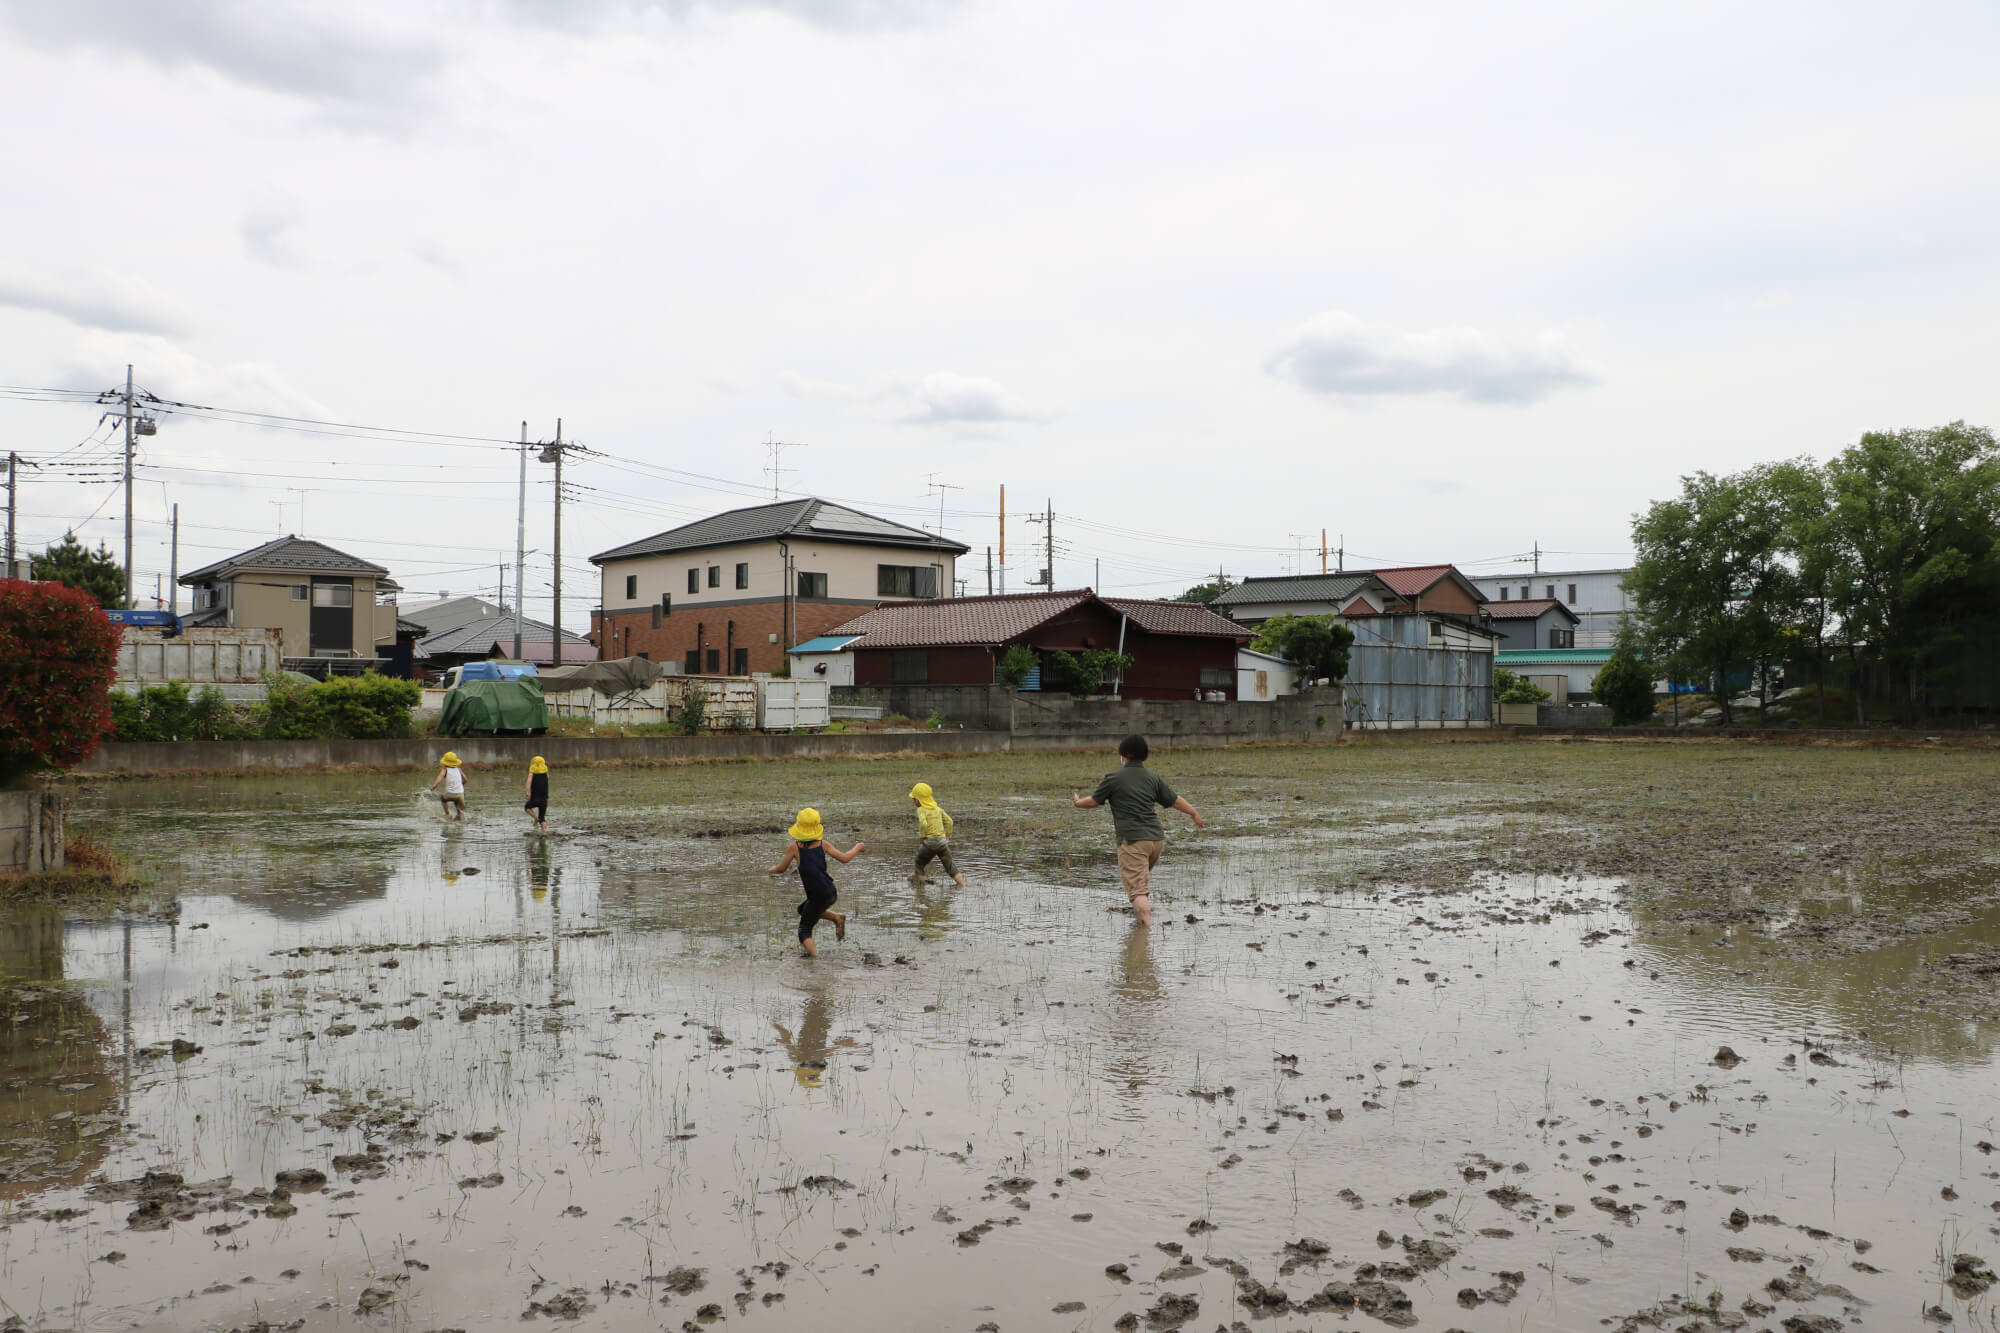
1591, 629, 1657, 725
1627, 466, 1798, 724
1819, 423, 2000, 722
30, 533, 127, 609
1249, 614, 1355, 684
1493, 667, 1551, 705
1175, 578, 1234, 605
996, 644, 1038, 686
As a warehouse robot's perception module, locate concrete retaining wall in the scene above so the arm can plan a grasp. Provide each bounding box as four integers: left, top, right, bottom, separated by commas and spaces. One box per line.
0, 791, 64, 872
1537, 703, 1613, 728
1011, 689, 1344, 747
831, 684, 1015, 731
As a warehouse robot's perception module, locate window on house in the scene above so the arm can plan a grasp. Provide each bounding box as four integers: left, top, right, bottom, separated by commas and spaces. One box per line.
732, 647, 749, 676
1546, 584, 1555, 600
290, 585, 308, 601
891, 650, 928, 683
877, 564, 940, 598
707, 565, 720, 588
735, 562, 749, 590
797, 571, 827, 599
651, 605, 662, 630
311, 585, 353, 608
1567, 583, 1577, 604
625, 574, 638, 599
1549, 628, 1575, 649
1198, 667, 1232, 688
687, 567, 699, 594
705, 648, 720, 672
1498, 587, 1509, 601
684, 649, 700, 674
1520, 586, 1530, 600
1428, 620, 1443, 640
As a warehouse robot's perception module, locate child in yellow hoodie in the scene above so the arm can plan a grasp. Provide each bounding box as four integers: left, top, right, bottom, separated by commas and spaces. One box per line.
908, 782, 966, 887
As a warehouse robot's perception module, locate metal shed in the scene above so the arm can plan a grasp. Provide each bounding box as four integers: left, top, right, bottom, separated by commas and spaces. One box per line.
1343, 615, 1497, 729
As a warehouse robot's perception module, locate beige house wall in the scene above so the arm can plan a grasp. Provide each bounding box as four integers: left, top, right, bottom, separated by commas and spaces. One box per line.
211, 571, 399, 657
599, 539, 957, 613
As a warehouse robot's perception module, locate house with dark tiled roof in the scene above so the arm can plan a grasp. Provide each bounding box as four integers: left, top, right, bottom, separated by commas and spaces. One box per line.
179, 535, 402, 667
590, 498, 969, 676
822, 590, 1251, 699
1210, 572, 1406, 625
1484, 598, 1580, 651
415, 613, 597, 671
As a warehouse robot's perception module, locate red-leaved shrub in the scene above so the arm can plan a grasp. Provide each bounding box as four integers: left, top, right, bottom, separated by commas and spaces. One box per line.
0, 579, 121, 786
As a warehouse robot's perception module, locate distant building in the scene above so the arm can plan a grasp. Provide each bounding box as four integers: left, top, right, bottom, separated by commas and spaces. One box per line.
1472, 568, 1633, 648
590, 498, 968, 676
398, 595, 508, 636
1484, 598, 1581, 651
415, 612, 596, 671
1210, 573, 1403, 626
822, 590, 1251, 700
179, 535, 401, 670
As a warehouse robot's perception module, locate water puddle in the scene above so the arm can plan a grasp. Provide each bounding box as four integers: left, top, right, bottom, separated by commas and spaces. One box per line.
0, 765, 1995, 1331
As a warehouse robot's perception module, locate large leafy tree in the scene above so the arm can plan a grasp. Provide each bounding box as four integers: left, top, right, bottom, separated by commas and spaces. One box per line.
1820, 423, 2000, 719
1250, 613, 1355, 684
1627, 466, 1798, 724
1592, 626, 1658, 726
30, 533, 126, 609
1175, 578, 1234, 605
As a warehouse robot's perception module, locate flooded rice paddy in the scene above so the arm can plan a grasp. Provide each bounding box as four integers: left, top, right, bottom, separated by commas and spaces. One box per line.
3, 741, 1998, 1332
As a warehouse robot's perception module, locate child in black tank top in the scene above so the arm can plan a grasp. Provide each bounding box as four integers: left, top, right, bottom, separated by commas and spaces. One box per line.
766, 807, 867, 957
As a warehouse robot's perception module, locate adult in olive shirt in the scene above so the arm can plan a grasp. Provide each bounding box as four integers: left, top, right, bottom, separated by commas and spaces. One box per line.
1070, 734, 1204, 927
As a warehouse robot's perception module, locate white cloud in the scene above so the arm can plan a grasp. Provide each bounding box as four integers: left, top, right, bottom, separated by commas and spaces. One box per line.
1267, 311, 1595, 406
0, 270, 187, 336
0, 0, 444, 108
783, 370, 1042, 424
59, 334, 331, 420
501, 0, 969, 35
241, 195, 310, 268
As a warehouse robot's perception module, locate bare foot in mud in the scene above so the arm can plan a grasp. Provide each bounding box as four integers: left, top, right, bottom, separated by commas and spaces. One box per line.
830, 911, 847, 941
801, 937, 819, 958
953, 873, 966, 888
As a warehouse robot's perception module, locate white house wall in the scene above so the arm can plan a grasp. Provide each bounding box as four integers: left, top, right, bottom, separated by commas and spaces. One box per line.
599, 539, 957, 616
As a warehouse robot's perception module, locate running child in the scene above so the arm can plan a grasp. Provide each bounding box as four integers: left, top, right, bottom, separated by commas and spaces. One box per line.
427, 751, 468, 821
766, 808, 865, 958
908, 782, 966, 887
523, 755, 550, 833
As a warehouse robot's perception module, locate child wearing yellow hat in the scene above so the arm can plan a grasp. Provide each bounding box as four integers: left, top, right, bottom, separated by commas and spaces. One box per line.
522, 755, 550, 833
908, 782, 966, 887
426, 751, 468, 821
766, 808, 866, 958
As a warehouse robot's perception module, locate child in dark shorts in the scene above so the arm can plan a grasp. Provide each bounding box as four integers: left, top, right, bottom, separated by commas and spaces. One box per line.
765, 807, 866, 958
522, 755, 549, 833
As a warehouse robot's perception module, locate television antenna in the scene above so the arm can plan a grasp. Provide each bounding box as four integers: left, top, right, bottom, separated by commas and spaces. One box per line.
763, 435, 807, 498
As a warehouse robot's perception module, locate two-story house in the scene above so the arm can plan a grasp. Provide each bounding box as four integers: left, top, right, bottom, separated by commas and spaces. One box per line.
179, 535, 401, 667
589, 498, 968, 676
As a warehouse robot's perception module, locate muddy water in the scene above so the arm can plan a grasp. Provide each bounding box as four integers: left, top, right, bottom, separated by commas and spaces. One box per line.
2, 763, 1997, 1332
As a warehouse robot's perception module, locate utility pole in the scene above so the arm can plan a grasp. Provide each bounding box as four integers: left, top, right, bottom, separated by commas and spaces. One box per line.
120, 365, 134, 607
514, 422, 527, 660
1094, 557, 1100, 591
168, 503, 179, 613
4, 451, 17, 575
998, 485, 1006, 595
985, 546, 992, 596
538, 420, 567, 667
1321, 529, 1328, 575
1337, 534, 1345, 573
1532, 540, 1541, 575
1044, 499, 1053, 587
498, 561, 506, 616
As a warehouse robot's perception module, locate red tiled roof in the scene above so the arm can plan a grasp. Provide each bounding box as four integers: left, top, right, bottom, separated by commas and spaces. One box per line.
1102, 597, 1253, 640
1371, 565, 1455, 598
828, 591, 1092, 650
1486, 598, 1564, 619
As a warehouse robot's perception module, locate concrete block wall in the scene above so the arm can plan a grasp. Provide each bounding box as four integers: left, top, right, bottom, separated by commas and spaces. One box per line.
0, 791, 64, 872
1537, 703, 1613, 728
1011, 689, 1344, 746
831, 684, 1015, 731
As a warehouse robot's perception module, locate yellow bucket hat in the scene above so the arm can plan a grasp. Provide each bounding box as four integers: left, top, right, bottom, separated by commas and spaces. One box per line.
908, 782, 936, 806
440, 752, 462, 768
787, 808, 825, 841
529, 756, 548, 774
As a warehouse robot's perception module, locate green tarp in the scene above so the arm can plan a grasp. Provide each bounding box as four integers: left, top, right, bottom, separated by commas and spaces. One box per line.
438, 678, 547, 736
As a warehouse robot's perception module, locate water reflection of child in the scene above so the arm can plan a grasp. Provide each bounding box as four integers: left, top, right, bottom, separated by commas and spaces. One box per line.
523, 755, 550, 833
774, 987, 835, 1088
766, 808, 864, 958
427, 751, 467, 821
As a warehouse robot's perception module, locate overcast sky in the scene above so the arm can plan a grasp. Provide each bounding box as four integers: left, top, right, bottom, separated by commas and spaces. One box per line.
2, 0, 1996, 624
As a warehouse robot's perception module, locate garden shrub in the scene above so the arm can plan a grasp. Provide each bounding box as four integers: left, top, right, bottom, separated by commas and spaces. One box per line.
314, 672, 421, 739
0, 579, 120, 785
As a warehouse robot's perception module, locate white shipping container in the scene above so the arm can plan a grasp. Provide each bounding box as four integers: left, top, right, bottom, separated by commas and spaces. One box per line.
757, 679, 830, 730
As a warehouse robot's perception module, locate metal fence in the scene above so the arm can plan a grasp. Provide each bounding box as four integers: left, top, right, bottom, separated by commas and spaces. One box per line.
1343, 618, 1493, 729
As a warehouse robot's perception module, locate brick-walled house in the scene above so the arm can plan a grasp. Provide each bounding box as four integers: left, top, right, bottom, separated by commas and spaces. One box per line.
826, 590, 1251, 700
589, 499, 967, 676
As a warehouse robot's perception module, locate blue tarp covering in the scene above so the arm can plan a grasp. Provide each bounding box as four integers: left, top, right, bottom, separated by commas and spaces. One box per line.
456, 660, 538, 682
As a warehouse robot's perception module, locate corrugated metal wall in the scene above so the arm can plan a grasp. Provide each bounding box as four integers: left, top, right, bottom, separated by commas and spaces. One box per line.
1343, 616, 1494, 728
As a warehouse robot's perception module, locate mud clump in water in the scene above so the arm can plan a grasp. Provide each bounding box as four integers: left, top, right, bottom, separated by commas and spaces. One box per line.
1713, 1045, 1744, 1068
273, 1168, 326, 1191
655, 1265, 705, 1297
1302, 1273, 1416, 1327
1142, 1291, 1200, 1328
1948, 1254, 1995, 1298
